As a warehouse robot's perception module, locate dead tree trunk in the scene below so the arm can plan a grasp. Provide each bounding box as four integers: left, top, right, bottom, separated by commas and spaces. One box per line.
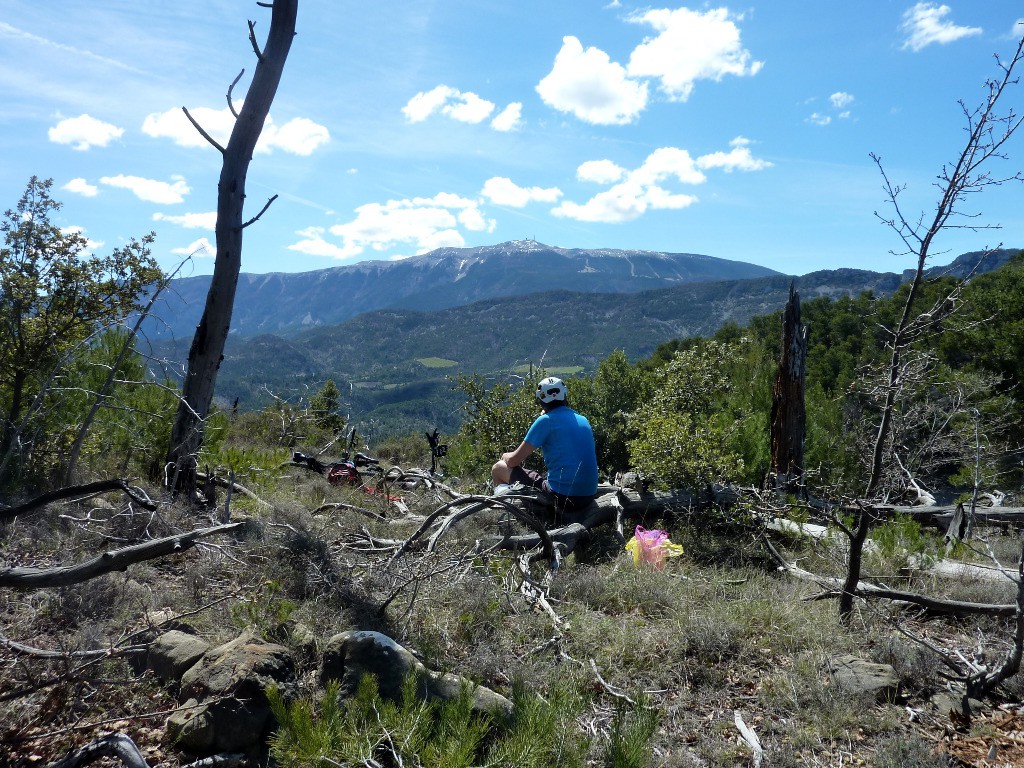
166, 0, 297, 494
769, 283, 807, 494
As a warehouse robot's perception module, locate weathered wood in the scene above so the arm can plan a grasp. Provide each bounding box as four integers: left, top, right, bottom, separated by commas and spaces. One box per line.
0, 522, 243, 590
769, 284, 808, 492
167, 0, 298, 492
47, 733, 148, 768
764, 540, 1018, 617
0, 479, 157, 522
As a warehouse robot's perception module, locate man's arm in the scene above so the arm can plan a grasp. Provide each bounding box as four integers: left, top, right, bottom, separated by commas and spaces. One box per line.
501, 441, 535, 469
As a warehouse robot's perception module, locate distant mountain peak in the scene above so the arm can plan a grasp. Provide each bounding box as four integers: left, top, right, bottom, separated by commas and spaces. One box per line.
145, 240, 781, 341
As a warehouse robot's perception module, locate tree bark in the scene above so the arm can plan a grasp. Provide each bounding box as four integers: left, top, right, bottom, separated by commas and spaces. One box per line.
769, 283, 807, 493
0, 522, 242, 589
0, 478, 157, 522
47, 733, 149, 768
166, 0, 297, 493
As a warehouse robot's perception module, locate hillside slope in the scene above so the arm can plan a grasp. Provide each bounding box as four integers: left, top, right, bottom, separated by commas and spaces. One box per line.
147, 240, 780, 341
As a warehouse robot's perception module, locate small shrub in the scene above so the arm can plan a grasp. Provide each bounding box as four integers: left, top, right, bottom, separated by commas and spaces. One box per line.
606, 696, 659, 768
269, 673, 589, 768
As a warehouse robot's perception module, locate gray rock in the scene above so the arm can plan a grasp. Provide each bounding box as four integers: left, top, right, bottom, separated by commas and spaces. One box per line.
828, 654, 902, 702
166, 630, 297, 756
148, 630, 211, 682
320, 630, 512, 717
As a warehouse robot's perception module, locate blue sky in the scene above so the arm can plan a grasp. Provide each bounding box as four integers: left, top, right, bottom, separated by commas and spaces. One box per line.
2, 1, 1022, 278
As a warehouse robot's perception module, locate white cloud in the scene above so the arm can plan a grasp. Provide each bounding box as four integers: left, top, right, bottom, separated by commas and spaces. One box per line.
900, 3, 982, 52
143, 107, 234, 148
291, 193, 495, 261
262, 117, 331, 156
171, 237, 216, 258
696, 137, 773, 173
63, 178, 99, 197
142, 107, 329, 154
48, 114, 124, 150
289, 227, 363, 259
554, 141, 770, 223
100, 174, 190, 204
480, 177, 563, 208
577, 160, 627, 184
807, 112, 832, 126
553, 147, 705, 223
62, 226, 103, 251
491, 103, 523, 132
536, 36, 649, 125
626, 8, 763, 101
830, 91, 854, 109
152, 211, 217, 230
402, 85, 496, 124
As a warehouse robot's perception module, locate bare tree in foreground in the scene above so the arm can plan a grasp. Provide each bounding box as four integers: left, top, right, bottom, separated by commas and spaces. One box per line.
166, 0, 298, 495
838, 32, 1024, 622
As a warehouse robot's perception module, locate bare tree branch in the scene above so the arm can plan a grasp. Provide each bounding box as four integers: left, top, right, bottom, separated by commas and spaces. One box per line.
0, 522, 243, 589
240, 194, 278, 229
181, 106, 226, 154
1, 479, 156, 522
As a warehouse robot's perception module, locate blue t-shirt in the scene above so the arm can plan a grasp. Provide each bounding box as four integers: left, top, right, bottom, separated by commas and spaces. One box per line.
524, 406, 599, 497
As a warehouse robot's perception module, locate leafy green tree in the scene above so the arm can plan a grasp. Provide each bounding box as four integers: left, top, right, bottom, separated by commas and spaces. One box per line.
572, 350, 653, 476
54, 329, 179, 480
308, 379, 346, 434
0, 177, 161, 479
628, 341, 743, 491
446, 373, 543, 479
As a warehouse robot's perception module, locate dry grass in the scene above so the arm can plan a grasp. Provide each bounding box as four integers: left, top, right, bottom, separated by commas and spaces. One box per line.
2, 473, 1023, 767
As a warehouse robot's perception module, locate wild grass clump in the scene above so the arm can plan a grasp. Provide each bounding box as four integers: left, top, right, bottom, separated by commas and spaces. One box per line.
269, 674, 592, 768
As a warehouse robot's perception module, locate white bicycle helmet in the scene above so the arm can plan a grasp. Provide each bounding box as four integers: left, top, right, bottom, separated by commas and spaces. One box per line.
535, 376, 567, 404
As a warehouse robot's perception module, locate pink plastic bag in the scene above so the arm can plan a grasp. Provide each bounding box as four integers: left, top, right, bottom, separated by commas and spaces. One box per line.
625, 525, 683, 570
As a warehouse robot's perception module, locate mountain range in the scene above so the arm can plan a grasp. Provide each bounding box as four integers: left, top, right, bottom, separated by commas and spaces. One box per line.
148, 244, 1020, 438
145, 240, 780, 342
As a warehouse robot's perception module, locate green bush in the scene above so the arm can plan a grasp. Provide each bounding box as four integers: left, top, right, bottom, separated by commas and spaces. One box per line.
628, 341, 743, 490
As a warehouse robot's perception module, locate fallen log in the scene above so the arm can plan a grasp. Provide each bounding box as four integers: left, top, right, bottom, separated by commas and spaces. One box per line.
47, 733, 149, 768
763, 538, 1018, 618
0, 479, 157, 522
0, 522, 244, 590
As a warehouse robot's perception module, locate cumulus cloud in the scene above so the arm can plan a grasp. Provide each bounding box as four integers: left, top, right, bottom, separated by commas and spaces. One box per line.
142, 107, 330, 155
402, 85, 496, 124
63, 178, 99, 197
900, 3, 982, 51
695, 136, 773, 172
290, 193, 496, 261
62, 226, 103, 251
536, 36, 649, 125
626, 7, 763, 101
553, 147, 704, 223
491, 103, 523, 131
807, 112, 832, 126
480, 177, 563, 207
48, 114, 124, 150
263, 117, 331, 156
171, 237, 216, 258
152, 211, 217, 230
577, 160, 627, 184
830, 92, 854, 109
554, 140, 770, 223
100, 174, 190, 204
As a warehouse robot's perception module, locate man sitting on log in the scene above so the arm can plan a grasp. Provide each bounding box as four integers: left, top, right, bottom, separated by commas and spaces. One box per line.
491, 376, 599, 523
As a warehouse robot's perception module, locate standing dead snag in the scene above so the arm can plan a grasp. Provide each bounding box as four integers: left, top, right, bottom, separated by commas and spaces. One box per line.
166, 0, 298, 494
769, 283, 807, 494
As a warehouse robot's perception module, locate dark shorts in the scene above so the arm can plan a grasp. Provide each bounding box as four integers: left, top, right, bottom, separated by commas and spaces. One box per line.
509, 466, 596, 519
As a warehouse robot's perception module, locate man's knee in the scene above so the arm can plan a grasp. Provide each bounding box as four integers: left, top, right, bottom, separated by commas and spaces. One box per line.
492, 460, 510, 483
